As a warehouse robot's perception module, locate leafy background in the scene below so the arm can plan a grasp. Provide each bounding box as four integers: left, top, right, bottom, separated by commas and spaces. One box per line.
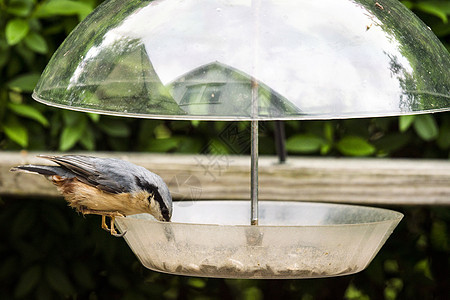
0, 0, 449, 299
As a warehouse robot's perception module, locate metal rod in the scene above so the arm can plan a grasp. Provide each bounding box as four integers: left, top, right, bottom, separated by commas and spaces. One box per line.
250, 0, 261, 226
251, 118, 258, 226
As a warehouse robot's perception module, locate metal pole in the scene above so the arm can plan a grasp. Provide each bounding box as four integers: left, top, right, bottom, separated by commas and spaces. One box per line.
250, 0, 261, 226
251, 118, 258, 225
251, 79, 259, 226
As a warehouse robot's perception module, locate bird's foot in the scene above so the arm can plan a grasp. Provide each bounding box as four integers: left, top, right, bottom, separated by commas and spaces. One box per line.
101, 214, 126, 237
101, 215, 110, 231
78, 208, 126, 237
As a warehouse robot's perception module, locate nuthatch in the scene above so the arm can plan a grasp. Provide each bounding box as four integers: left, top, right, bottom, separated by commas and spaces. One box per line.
11, 155, 172, 236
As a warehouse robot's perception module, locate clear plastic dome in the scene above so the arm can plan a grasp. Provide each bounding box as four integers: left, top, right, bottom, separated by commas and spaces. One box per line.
33, 0, 450, 120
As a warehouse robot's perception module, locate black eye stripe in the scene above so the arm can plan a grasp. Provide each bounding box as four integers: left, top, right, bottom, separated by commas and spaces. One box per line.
134, 175, 167, 210
134, 175, 157, 193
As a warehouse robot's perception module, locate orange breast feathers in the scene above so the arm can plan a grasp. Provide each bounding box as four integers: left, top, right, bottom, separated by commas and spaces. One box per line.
50, 176, 152, 216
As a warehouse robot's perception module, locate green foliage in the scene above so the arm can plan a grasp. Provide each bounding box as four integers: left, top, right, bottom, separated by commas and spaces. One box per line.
6, 18, 29, 45
286, 134, 326, 154
413, 114, 439, 141
8, 102, 48, 126
7, 73, 40, 92
405, 1, 450, 23
336, 136, 376, 156
0, 0, 448, 157
0, 0, 103, 151
34, 0, 93, 19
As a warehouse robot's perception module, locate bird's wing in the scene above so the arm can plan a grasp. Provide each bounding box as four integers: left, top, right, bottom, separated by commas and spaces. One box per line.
10, 165, 75, 177
38, 155, 127, 194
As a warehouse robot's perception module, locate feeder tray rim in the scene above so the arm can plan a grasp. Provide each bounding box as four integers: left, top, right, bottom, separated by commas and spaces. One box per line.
120, 200, 404, 228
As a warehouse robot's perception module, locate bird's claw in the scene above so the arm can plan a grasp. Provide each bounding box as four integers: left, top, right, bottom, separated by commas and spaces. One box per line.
111, 230, 127, 237
101, 215, 126, 237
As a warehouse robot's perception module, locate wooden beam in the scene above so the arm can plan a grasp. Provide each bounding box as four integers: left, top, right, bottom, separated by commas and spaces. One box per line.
1, 151, 449, 205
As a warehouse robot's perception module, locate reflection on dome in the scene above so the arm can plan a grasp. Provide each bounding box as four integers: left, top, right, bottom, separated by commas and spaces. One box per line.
33, 0, 450, 120
168, 62, 302, 118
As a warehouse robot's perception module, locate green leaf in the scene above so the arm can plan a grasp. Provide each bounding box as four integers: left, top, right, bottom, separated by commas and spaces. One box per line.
9, 91, 23, 103
2, 116, 28, 147
413, 114, 439, 141
154, 123, 171, 139
177, 136, 203, 153
35, 0, 93, 20
344, 284, 370, 300
401, 1, 413, 10
414, 259, 433, 280
188, 278, 206, 289
14, 265, 41, 298
6, 19, 29, 45
59, 118, 87, 151
336, 136, 375, 156
384, 260, 399, 273
430, 220, 449, 251
45, 266, 75, 295
6, 0, 33, 17
373, 132, 412, 154
323, 122, 334, 142
437, 119, 450, 149
98, 119, 130, 137
286, 134, 326, 153
79, 126, 95, 150
7, 73, 41, 92
24, 32, 48, 54
147, 137, 180, 152
320, 143, 331, 155
87, 112, 100, 123
243, 287, 263, 300
399, 115, 415, 132
8, 103, 49, 126
62, 110, 83, 126
207, 138, 230, 155
416, 2, 449, 23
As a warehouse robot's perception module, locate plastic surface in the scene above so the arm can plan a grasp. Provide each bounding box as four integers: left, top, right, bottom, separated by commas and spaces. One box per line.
115, 201, 403, 278
33, 0, 450, 120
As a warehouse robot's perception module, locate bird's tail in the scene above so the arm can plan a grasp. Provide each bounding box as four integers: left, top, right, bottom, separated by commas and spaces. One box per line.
10, 165, 63, 176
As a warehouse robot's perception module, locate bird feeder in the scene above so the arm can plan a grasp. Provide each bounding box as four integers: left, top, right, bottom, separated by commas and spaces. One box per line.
32, 0, 450, 278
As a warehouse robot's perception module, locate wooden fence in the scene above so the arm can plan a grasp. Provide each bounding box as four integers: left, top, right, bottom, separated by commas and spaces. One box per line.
1, 151, 449, 205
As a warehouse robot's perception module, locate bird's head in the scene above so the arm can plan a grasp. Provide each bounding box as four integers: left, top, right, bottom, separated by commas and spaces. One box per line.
134, 173, 173, 222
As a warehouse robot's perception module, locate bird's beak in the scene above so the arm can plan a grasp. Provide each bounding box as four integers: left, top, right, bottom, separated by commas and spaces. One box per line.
161, 208, 171, 222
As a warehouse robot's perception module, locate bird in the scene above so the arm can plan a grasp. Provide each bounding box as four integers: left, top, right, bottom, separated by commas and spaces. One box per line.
10, 155, 173, 236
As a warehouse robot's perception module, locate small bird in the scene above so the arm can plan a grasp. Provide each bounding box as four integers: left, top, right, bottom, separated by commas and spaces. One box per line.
11, 155, 172, 236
